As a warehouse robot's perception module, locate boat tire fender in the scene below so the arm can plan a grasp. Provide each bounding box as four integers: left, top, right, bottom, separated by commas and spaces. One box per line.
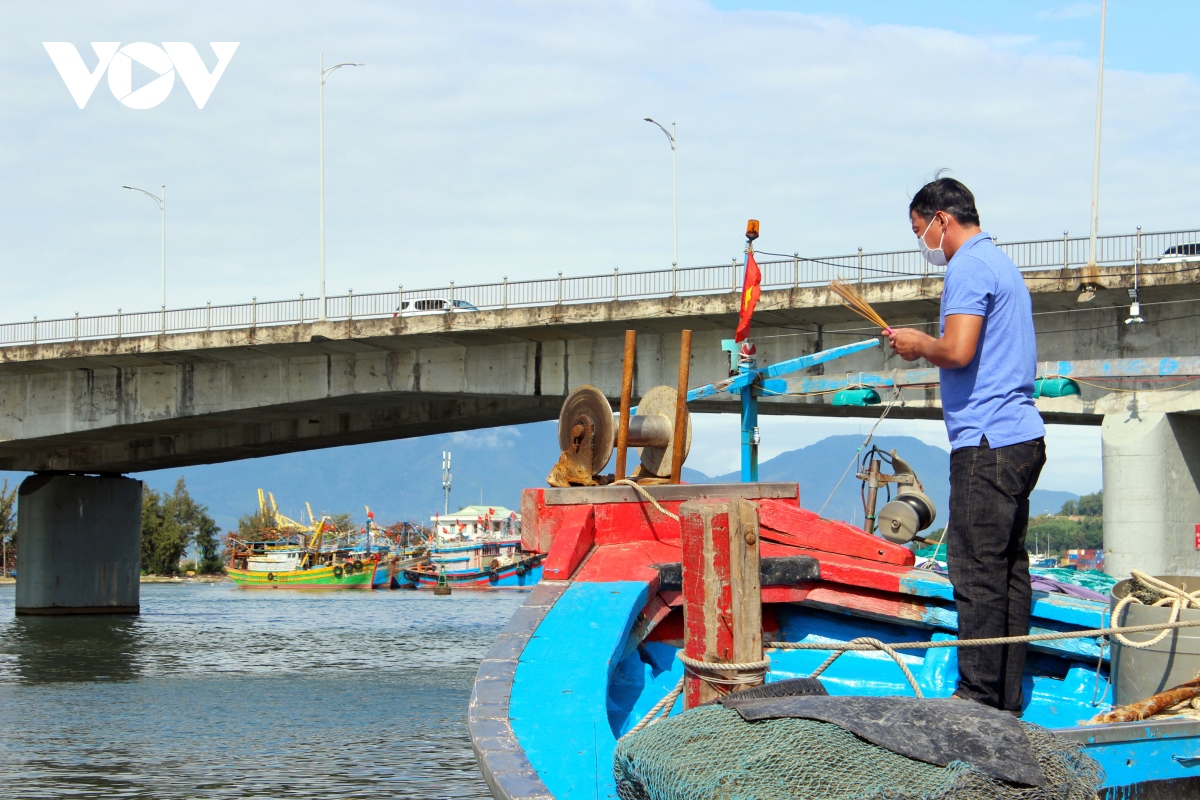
333, 565, 344, 579
353, 559, 364, 571
266, 572, 275, 582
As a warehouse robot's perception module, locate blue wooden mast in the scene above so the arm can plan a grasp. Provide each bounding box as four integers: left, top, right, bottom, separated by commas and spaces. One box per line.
686, 338, 882, 481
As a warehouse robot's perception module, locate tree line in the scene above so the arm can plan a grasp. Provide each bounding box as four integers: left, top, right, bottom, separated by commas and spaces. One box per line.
142, 478, 223, 575
1025, 491, 1103, 555
0, 477, 223, 577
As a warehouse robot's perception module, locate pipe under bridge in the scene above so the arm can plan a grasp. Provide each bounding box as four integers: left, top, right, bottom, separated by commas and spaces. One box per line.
6, 242, 1200, 611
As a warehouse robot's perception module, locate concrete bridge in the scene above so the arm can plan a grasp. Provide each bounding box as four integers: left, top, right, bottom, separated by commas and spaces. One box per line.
8, 234, 1200, 612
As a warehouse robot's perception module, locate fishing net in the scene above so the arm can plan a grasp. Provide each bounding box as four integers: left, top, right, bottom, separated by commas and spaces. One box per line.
613, 704, 1103, 800
1031, 567, 1116, 597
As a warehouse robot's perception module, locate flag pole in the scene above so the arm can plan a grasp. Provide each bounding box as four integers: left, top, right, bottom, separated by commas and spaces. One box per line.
740, 220, 760, 482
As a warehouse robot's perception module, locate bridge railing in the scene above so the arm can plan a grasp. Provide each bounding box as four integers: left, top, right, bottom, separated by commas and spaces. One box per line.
5, 227, 1197, 347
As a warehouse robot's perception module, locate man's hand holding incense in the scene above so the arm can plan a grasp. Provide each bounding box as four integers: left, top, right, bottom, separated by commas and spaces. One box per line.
887, 327, 932, 362
887, 315, 983, 369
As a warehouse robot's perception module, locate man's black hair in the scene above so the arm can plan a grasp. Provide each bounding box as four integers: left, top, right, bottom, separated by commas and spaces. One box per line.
909, 177, 980, 227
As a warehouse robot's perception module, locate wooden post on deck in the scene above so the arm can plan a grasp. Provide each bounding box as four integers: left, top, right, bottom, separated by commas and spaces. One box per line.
679, 497, 763, 708
670, 329, 692, 484
614, 330, 637, 481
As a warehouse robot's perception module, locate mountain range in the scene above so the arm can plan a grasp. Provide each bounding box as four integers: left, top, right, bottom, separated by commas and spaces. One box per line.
96, 422, 1078, 534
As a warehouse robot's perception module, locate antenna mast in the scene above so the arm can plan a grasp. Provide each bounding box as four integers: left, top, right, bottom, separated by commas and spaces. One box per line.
442, 451, 452, 516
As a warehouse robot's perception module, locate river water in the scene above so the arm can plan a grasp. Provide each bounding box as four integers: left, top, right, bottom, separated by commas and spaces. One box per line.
0, 582, 523, 799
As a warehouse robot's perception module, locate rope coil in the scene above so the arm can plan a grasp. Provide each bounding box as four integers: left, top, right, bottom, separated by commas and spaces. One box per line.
1110, 569, 1200, 649
677, 652, 771, 687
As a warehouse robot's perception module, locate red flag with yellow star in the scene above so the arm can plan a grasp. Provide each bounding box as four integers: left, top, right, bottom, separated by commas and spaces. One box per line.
734, 250, 760, 342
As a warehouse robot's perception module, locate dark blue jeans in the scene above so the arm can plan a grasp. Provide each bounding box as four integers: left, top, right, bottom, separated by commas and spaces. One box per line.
945, 435, 1047, 712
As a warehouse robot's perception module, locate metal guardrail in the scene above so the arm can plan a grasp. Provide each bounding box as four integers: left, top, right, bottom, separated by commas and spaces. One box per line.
5, 227, 1196, 347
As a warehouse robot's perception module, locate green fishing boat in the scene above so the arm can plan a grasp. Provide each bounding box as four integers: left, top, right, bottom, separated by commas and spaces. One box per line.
226, 549, 379, 589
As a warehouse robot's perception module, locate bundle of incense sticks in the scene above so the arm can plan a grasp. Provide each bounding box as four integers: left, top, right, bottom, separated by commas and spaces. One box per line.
829, 279, 893, 334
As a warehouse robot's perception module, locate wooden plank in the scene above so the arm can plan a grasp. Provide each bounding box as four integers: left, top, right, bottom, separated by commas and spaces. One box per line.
731, 498, 763, 667
679, 498, 763, 708
540, 504, 595, 580
757, 499, 915, 566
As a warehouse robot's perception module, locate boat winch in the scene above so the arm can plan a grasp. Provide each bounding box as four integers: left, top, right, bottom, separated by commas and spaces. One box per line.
857, 449, 937, 544
547, 383, 692, 487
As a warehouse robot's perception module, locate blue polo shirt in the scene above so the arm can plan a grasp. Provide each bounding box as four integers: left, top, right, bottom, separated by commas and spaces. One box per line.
940, 232, 1044, 450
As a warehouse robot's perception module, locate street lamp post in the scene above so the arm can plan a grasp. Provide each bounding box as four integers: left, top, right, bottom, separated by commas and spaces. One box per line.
1081, 0, 1107, 302
122, 184, 166, 308
643, 118, 677, 282
319, 54, 363, 321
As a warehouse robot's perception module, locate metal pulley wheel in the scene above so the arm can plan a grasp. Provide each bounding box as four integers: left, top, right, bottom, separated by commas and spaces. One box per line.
877, 491, 937, 545
633, 385, 692, 477
557, 385, 615, 475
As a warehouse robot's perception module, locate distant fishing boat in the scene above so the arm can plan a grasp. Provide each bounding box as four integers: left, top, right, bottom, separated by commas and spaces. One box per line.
227, 493, 426, 590
405, 505, 542, 590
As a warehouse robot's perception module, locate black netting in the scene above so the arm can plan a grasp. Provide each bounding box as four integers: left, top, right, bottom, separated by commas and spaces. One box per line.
614, 704, 1103, 800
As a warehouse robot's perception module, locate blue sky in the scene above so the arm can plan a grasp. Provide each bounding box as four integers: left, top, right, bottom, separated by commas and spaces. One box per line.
6, 0, 1191, 493
716, 1, 1196, 74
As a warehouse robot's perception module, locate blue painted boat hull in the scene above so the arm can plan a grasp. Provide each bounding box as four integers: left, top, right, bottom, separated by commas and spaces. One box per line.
469, 484, 1200, 798
410, 563, 542, 590
473, 580, 1200, 799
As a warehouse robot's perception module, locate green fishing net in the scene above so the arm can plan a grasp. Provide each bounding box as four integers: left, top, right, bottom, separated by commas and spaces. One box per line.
613, 704, 1103, 800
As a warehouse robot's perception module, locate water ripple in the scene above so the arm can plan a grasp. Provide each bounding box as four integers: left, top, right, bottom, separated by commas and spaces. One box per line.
0, 583, 523, 799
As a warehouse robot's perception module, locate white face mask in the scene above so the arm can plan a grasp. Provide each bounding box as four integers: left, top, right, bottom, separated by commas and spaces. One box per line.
917, 216, 948, 267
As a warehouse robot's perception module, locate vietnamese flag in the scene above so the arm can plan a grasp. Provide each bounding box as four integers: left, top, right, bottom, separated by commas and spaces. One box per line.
734, 250, 761, 342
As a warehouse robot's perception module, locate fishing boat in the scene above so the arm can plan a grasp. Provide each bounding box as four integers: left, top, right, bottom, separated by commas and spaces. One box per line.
227, 544, 380, 589
468, 332, 1200, 798
405, 505, 542, 589
227, 493, 427, 590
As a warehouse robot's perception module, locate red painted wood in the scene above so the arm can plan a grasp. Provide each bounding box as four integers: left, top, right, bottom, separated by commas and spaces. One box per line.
541, 505, 596, 580
761, 583, 815, 604
638, 593, 675, 638
520, 488, 554, 553
804, 582, 933, 626
680, 500, 738, 708
757, 499, 914, 566
572, 541, 675, 586
647, 606, 684, 644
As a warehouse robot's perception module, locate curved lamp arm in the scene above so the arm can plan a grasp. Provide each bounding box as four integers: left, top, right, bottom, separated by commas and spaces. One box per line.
322, 62, 364, 84
644, 117, 675, 150
122, 185, 163, 209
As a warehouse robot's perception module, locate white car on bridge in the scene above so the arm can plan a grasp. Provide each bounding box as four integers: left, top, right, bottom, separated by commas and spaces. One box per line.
396, 298, 481, 315
1157, 243, 1200, 264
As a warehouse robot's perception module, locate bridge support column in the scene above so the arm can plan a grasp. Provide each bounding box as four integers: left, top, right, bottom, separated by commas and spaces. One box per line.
15, 474, 142, 615
1102, 412, 1200, 577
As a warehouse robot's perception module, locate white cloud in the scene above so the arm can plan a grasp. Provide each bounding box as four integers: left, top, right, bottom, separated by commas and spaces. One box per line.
448, 426, 522, 449
2, 1, 1198, 324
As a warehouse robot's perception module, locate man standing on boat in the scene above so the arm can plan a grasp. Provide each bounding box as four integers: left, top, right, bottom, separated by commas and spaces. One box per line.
887, 177, 1046, 714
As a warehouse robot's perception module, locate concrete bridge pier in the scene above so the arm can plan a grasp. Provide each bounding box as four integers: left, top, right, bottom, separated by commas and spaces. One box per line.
1102, 412, 1200, 577
14, 474, 142, 615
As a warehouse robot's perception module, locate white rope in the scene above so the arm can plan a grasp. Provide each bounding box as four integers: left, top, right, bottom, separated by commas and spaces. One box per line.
1110, 569, 1200, 649
768, 617, 1200, 653
817, 388, 901, 516
622, 677, 685, 739
807, 637, 924, 698
613, 479, 679, 521
677, 652, 771, 673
